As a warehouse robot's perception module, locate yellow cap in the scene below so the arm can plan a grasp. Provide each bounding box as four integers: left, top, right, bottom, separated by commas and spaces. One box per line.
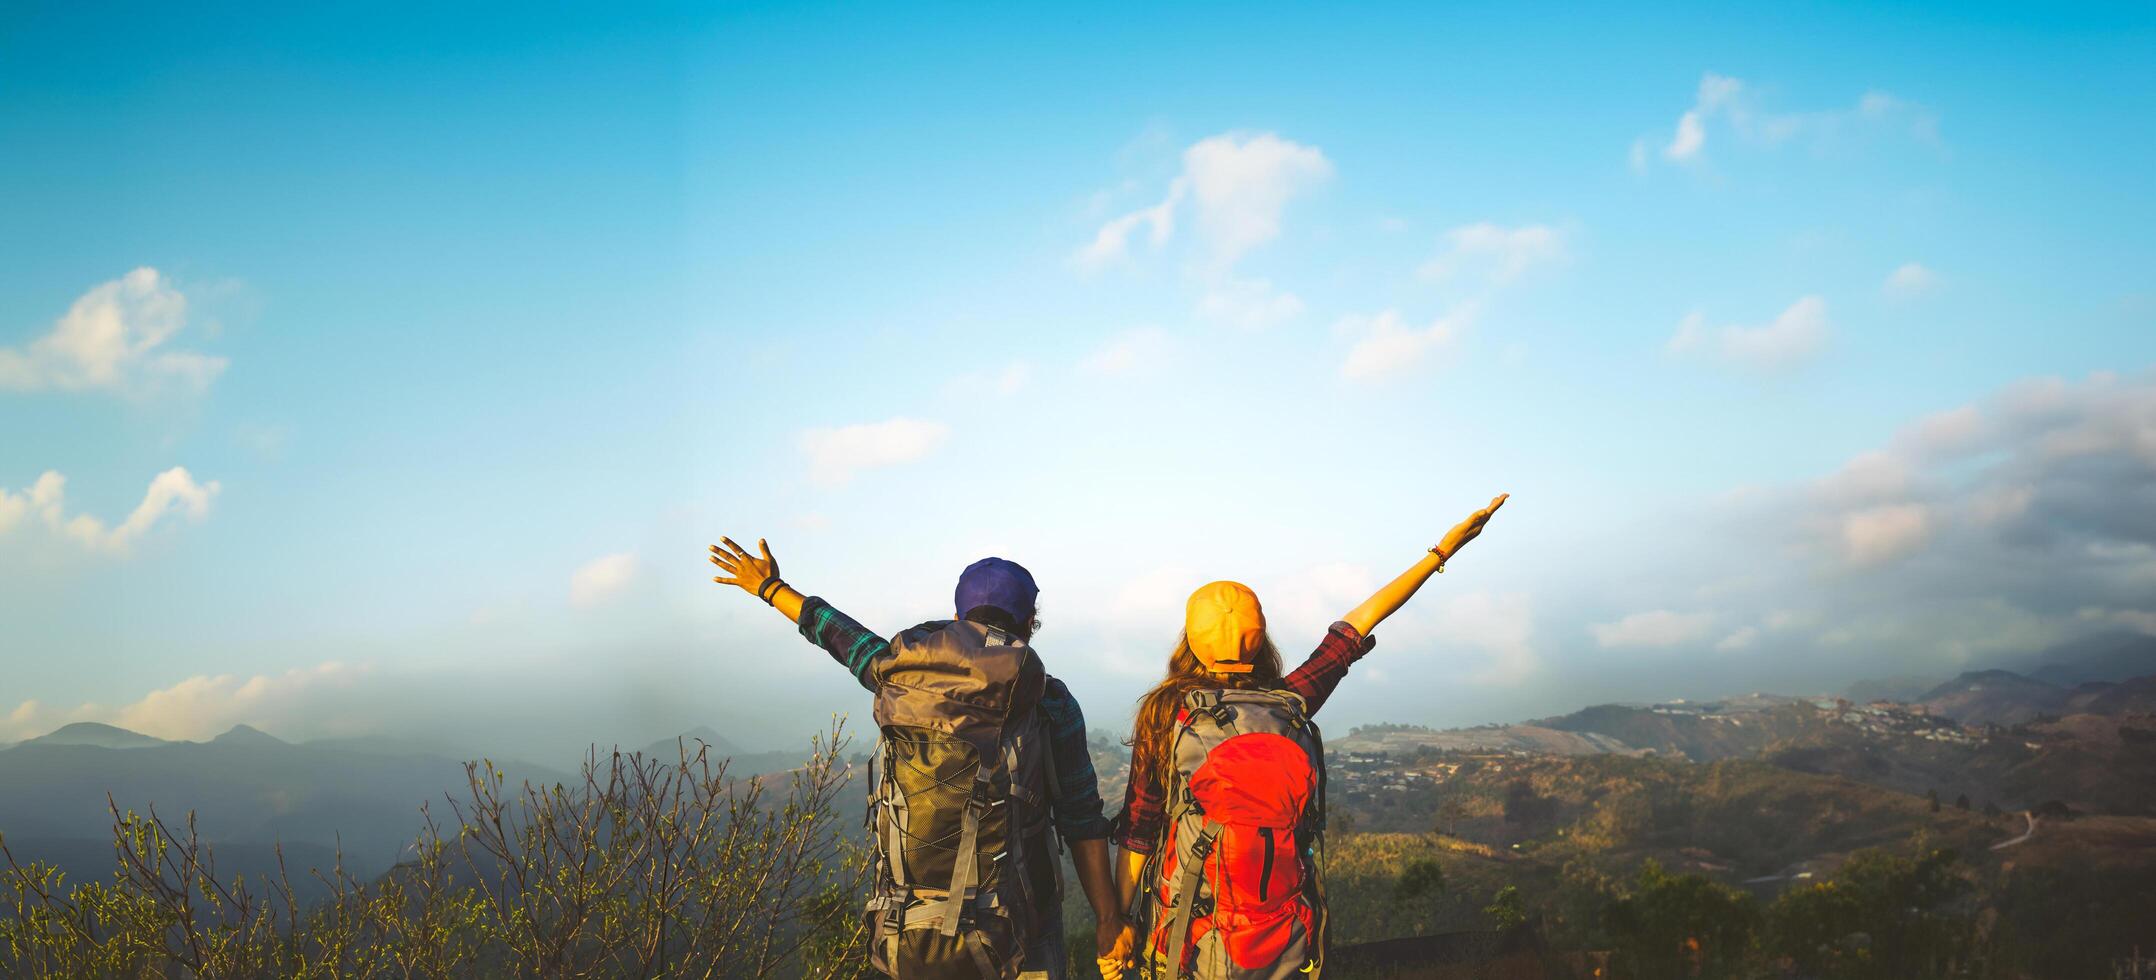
1185, 581, 1266, 674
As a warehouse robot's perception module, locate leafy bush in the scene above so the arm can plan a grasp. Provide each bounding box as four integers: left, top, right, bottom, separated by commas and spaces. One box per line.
1, 724, 866, 979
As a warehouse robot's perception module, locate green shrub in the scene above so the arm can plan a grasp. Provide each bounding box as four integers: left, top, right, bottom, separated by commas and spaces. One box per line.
1, 723, 866, 979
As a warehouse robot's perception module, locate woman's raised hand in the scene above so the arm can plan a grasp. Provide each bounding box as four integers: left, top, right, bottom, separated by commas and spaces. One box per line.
1435, 493, 1509, 563
708, 536, 779, 599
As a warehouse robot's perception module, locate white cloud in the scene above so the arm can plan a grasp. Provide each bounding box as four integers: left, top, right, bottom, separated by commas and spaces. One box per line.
1884, 262, 1938, 298
1840, 503, 1931, 566
1336, 307, 1472, 381
1590, 610, 1714, 649
1073, 181, 1186, 271
1079, 327, 1174, 377
0, 467, 221, 554
569, 552, 639, 607
1074, 132, 1331, 272
1198, 278, 1305, 330
1666, 108, 1708, 161
0, 471, 64, 534
1182, 133, 1334, 269
798, 417, 951, 486
1715, 626, 1760, 652
1418, 223, 1567, 286
1637, 72, 1939, 170
1326, 223, 1558, 381
0, 268, 226, 397
1668, 296, 1830, 371
1662, 72, 1742, 162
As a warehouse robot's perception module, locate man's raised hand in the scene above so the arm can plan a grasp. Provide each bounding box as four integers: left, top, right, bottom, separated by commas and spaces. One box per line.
708, 536, 779, 599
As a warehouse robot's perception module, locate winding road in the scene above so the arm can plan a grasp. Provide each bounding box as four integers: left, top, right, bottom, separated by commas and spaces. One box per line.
1989, 810, 2039, 851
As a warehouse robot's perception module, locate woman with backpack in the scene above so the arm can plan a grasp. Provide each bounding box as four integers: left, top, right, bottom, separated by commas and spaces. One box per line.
1098, 494, 1508, 980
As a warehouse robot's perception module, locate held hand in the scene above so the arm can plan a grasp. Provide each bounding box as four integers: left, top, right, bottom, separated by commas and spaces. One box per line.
1096, 922, 1136, 979
1435, 493, 1509, 563
708, 536, 780, 599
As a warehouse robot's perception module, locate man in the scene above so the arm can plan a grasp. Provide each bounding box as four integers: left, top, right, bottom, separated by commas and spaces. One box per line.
709, 537, 1122, 979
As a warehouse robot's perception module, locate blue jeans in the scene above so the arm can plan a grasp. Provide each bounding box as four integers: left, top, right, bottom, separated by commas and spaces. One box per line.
1018, 911, 1067, 980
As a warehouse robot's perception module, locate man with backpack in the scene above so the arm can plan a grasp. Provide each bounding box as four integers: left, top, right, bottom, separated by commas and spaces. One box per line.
708, 537, 1124, 980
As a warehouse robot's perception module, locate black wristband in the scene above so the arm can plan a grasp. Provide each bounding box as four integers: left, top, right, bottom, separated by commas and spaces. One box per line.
756, 577, 786, 605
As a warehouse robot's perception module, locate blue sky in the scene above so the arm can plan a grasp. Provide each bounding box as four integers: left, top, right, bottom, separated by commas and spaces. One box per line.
3, 3, 2153, 757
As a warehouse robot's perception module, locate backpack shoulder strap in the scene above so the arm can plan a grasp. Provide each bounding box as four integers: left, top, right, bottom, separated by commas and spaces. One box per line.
1164, 817, 1224, 975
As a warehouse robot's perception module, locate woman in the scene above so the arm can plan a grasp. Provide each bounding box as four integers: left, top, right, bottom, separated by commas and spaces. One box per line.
1099, 494, 1508, 978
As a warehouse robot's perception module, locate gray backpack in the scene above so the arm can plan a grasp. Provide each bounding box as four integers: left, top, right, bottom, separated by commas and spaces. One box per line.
863, 620, 1060, 979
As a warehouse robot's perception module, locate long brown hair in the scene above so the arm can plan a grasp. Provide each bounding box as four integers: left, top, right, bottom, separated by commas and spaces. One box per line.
1125, 631, 1286, 808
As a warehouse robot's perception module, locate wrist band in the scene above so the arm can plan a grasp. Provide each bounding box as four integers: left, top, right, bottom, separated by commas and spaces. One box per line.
1428, 545, 1449, 572
756, 577, 787, 605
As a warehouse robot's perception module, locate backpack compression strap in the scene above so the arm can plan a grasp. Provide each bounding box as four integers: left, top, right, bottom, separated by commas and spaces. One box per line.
1163, 818, 1224, 979
938, 769, 997, 936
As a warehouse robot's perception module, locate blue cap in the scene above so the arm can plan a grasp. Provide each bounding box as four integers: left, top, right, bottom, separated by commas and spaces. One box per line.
954, 557, 1038, 622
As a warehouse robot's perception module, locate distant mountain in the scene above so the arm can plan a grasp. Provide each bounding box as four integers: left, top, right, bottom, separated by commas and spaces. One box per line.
627, 726, 811, 778
1334, 723, 1639, 757
302, 733, 469, 758
638, 725, 742, 761
2018, 631, 2156, 687
1766, 710, 2156, 817
26, 722, 170, 749
1842, 674, 1946, 704
1918, 670, 2071, 726
1535, 698, 1830, 762
2071, 675, 2156, 716
212, 724, 287, 748
0, 725, 575, 889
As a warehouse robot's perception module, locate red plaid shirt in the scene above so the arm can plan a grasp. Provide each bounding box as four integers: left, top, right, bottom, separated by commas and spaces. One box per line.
1111, 620, 1373, 854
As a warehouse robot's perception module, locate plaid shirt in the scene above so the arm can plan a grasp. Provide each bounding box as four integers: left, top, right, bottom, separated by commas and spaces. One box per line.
796, 595, 1113, 841
1111, 620, 1374, 854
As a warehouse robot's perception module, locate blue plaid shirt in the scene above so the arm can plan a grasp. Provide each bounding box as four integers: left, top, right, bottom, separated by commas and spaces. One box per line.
797, 595, 1113, 841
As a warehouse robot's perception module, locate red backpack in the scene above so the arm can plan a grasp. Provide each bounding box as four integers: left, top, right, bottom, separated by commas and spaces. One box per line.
1131, 688, 1328, 980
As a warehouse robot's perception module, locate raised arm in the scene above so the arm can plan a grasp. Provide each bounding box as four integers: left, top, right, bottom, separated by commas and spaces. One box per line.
1342, 494, 1508, 637
708, 536, 808, 622
710, 536, 895, 690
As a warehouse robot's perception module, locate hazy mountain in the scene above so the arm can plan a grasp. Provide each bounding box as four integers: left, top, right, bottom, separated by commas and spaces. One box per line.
212, 723, 287, 748
637, 724, 742, 760
1535, 698, 1830, 761
1842, 674, 1945, 704
0, 723, 575, 888
2071, 675, 2156, 716
2017, 631, 2156, 687
27, 721, 171, 749
1334, 723, 1639, 757
301, 733, 471, 758
1918, 670, 2072, 725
